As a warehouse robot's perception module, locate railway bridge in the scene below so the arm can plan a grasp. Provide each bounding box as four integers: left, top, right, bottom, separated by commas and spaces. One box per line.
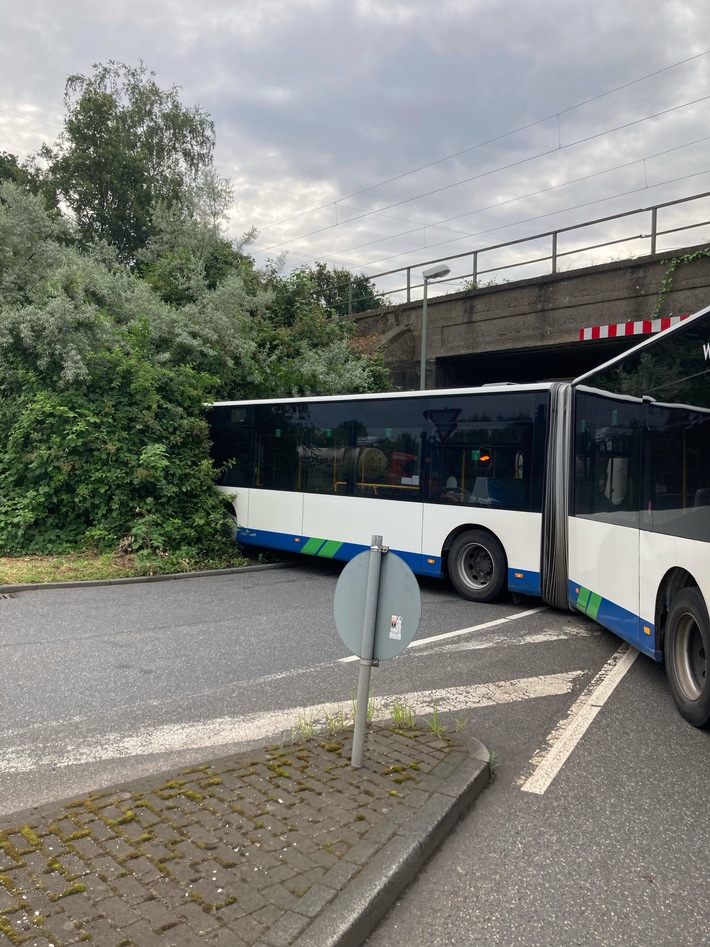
349, 195, 710, 389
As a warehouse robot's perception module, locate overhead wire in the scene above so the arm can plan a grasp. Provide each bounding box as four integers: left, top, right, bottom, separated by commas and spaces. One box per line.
250, 48, 710, 238
254, 91, 710, 255
355, 168, 710, 273
292, 135, 710, 267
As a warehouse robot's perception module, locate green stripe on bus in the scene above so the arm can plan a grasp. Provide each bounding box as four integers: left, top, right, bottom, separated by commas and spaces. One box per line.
575, 585, 602, 620
587, 592, 602, 621
317, 540, 343, 559
301, 537, 325, 555
576, 587, 591, 611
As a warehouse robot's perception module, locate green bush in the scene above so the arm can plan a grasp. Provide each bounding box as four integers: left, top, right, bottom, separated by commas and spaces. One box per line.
0, 182, 389, 563
0, 326, 229, 558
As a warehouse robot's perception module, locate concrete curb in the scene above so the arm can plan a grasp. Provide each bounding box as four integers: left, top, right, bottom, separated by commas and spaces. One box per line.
292, 737, 491, 947
0, 560, 292, 593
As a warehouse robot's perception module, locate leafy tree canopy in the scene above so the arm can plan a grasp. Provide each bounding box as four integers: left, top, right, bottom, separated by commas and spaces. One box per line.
0, 151, 37, 190
41, 60, 218, 263
307, 260, 384, 315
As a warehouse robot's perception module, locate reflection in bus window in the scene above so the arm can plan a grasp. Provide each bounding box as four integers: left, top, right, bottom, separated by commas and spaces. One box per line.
646, 402, 710, 542
210, 389, 548, 513
574, 392, 642, 521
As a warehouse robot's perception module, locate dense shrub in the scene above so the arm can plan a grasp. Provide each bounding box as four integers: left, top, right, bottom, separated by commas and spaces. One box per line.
0, 182, 388, 561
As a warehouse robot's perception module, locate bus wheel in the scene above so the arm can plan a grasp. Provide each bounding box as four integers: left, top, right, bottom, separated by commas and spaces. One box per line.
665, 588, 710, 728
448, 530, 506, 603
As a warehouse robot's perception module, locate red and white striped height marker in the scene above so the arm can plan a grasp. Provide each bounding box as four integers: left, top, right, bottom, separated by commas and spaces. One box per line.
579, 313, 690, 342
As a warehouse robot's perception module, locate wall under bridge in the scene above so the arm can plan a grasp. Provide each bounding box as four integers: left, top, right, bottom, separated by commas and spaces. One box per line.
351, 244, 710, 390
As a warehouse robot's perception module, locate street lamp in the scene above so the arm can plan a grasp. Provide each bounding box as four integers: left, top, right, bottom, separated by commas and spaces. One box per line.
419, 263, 450, 389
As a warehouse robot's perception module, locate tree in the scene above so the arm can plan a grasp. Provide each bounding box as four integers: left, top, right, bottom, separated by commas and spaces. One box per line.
42, 61, 218, 263
250, 266, 388, 397
0, 181, 70, 308
287, 261, 383, 316
137, 175, 258, 306
0, 151, 33, 189
0, 151, 51, 204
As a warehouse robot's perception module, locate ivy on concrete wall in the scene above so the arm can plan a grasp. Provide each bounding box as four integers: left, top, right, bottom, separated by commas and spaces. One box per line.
653, 246, 710, 318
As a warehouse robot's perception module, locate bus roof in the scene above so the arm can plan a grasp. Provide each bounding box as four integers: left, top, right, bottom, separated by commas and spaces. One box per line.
210, 381, 557, 409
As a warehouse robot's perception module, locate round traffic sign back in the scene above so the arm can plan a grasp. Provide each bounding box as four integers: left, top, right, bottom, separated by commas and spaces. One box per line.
334, 549, 422, 660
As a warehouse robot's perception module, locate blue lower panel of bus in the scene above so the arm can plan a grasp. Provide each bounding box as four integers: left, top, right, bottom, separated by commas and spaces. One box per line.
236, 526, 438, 576
568, 580, 660, 660
238, 526, 542, 596
508, 569, 541, 596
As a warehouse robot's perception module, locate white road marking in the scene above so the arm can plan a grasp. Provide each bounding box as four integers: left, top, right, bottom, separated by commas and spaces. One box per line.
337, 606, 548, 662
519, 643, 639, 795
0, 671, 582, 775
415, 624, 599, 656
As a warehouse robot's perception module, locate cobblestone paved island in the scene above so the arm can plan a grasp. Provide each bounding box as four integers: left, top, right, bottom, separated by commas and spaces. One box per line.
0, 727, 488, 946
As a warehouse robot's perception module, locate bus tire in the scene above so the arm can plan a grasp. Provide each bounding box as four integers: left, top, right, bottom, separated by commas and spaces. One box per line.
665, 587, 710, 729
448, 529, 507, 603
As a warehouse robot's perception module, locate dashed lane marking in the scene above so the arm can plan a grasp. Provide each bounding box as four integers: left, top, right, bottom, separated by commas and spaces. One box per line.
337, 605, 548, 662
519, 643, 639, 795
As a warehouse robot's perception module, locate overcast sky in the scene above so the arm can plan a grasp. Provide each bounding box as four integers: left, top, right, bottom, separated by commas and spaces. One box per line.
2, 0, 710, 300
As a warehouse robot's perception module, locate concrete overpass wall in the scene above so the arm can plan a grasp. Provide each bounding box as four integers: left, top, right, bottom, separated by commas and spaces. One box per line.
352, 244, 710, 389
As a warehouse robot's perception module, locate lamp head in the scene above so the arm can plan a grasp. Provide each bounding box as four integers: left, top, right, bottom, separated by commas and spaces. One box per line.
422, 263, 451, 281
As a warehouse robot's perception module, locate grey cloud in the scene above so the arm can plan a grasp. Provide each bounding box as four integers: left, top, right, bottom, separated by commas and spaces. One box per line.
1, 0, 709, 277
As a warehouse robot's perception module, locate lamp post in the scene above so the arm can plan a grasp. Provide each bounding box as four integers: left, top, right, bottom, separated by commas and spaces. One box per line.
419, 263, 450, 389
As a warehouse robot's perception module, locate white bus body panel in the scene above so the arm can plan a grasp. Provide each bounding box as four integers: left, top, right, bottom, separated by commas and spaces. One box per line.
569, 517, 710, 657
224, 485, 543, 593
422, 505, 542, 589
568, 516, 640, 644
301, 493, 424, 551
640, 530, 710, 628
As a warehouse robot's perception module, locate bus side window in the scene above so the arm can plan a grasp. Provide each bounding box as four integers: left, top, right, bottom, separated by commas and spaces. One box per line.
574, 396, 642, 517
257, 434, 301, 490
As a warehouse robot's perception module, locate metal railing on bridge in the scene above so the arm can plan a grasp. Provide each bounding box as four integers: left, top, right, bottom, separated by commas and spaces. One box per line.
342, 190, 710, 314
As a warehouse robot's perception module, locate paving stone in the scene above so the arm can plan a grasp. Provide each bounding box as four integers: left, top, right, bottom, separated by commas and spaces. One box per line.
164, 857, 202, 887
110, 873, 151, 903
39, 910, 83, 943
282, 867, 326, 899
120, 916, 158, 944
164, 920, 217, 947
258, 909, 311, 947
177, 899, 223, 933
171, 839, 208, 864
44, 852, 84, 880
124, 855, 164, 885
260, 881, 299, 912
70, 837, 105, 861
206, 925, 250, 946
86, 894, 141, 929
135, 894, 177, 929
84, 853, 124, 882
228, 911, 268, 944
0, 850, 19, 871
79, 915, 127, 945
78, 872, 112, 901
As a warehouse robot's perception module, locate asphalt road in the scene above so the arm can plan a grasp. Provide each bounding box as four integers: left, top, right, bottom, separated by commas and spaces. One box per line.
1, 560, 709, 945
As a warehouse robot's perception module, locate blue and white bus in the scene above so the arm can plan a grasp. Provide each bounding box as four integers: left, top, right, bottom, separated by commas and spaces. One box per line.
208, 303, 710, 727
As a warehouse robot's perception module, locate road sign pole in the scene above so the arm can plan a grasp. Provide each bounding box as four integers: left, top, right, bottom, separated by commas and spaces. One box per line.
351, 535, 384, 769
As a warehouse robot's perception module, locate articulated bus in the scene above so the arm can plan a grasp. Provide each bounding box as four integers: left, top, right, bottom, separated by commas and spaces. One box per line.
208, 303, 710, 727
